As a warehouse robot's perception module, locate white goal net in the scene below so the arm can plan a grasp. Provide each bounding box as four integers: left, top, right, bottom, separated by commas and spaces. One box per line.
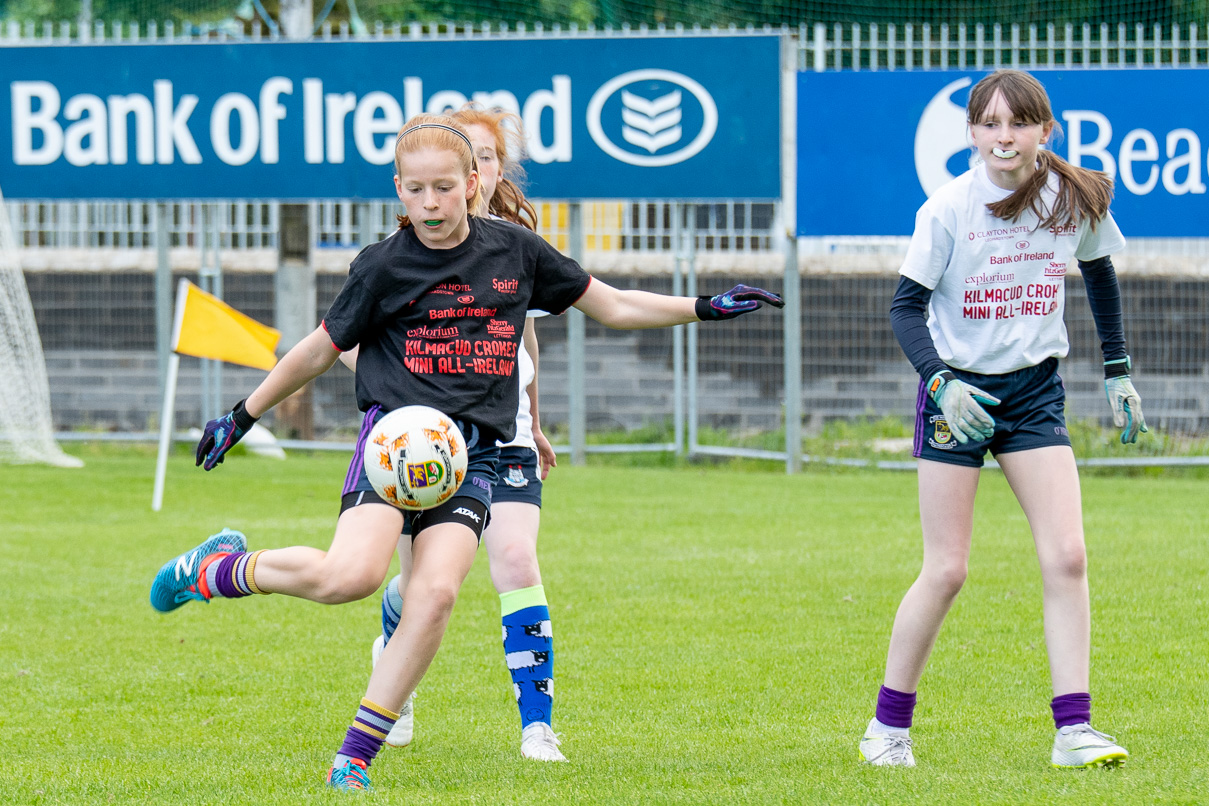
0, 187, 83, 468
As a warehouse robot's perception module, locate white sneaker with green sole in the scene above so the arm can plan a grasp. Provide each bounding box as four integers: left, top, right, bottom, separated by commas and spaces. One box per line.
1051, 723, 1127, 769
859, 718, 915, 767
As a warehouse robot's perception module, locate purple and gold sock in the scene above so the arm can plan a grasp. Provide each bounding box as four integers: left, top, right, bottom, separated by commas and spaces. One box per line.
203, 550, 266, 599
333, 698, 399, 769
875, 685, 917, 729
1051, 692, 1091, 728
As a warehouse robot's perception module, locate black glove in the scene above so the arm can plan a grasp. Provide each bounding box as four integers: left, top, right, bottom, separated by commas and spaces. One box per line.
196, 399, 259, 471
695, 284, 785, 321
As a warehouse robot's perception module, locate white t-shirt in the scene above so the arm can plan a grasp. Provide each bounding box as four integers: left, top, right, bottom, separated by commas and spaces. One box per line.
500, 335, 537, 449
484, 212, 539, 451
900, 163, 1126, 375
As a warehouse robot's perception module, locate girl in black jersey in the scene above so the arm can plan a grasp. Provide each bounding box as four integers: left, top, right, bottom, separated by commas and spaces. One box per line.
360, 105, 570, 762
149, 113, 782, 792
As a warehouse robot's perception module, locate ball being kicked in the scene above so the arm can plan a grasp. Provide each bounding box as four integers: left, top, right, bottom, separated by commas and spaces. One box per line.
364, 406, 467, 510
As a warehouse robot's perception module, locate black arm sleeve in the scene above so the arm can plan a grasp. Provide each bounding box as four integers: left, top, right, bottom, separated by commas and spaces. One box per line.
889, 276, 949, 381
1078, 255, 1127, 363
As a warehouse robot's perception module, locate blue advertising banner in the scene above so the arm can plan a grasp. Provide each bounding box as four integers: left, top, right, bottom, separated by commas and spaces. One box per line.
0, 36, 780, 200
797, 69, 1209, 237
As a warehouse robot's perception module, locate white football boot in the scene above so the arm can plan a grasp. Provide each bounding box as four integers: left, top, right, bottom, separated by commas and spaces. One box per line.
859, 718, 916, 767
371, 633, 416, 748
520, 722, 567, 762
1051, 723, 1128, 769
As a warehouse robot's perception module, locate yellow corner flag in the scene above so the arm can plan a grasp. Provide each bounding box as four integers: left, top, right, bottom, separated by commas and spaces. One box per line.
171, 279, 280, 370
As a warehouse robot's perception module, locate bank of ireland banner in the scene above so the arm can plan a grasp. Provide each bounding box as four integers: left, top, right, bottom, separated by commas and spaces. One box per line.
797, 69, 1209, 237
0, 35, 779, 200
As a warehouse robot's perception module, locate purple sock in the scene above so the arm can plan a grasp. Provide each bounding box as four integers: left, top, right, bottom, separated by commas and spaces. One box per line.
875, 685, 917, 729
205, 551, 259, 599
1051, 692, 1091, 728
335, 698, 398, 767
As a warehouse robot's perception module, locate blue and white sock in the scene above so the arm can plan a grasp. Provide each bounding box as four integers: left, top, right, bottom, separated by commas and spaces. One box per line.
501, 585, 553, 729
381, 574, 403, 644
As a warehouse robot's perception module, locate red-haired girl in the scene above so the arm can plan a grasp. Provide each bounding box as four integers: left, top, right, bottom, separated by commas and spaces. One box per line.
150, 113, 782, 791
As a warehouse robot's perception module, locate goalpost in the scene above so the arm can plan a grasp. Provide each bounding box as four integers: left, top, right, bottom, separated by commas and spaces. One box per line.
0, 188, 83, 468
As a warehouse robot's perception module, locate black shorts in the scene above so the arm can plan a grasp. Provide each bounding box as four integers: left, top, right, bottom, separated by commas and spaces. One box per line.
913, 357, 1071, 468
339, 404, 498, 540
492, 445, 543, 507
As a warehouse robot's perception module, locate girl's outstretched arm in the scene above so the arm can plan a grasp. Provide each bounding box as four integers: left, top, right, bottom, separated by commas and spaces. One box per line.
573, 278, 782, 329
245, 326, 342, 417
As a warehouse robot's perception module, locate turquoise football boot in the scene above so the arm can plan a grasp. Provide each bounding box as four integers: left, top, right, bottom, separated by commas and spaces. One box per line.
149, 528, 246, 612
326, 758, 372, 792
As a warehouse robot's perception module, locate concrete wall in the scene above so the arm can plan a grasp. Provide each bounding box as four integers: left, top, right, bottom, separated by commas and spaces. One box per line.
30, 271, 1209, 438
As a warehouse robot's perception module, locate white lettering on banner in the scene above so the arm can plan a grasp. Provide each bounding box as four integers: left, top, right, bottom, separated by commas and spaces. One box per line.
1063, 109, 1207, 197
353, 91, 403, 165
1062, 110, 1116, 175
401, 76, 571, 164
14, 79, 203, 166
259, 77, 292, 164
522, 76, 572, 163
303, 78, 323, 164
12, 81, 62, 165
426, 89, 469, 114
108, 93, 154, 165
63, 93, 106, 165
1162, 129, 1206, 196
153, 80, 201, 164
325, 91, 357, 163
1120, 128, 1159, 195
472, 90, 520, 116
11, 75, 574, 167
211, 92, 259, 166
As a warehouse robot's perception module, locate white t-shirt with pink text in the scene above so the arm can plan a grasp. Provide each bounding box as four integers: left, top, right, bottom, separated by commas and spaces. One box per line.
900, 163, 1125, 375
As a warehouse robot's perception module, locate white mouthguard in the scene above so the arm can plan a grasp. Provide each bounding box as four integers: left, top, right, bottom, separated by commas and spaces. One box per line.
992, 147, 1018, 159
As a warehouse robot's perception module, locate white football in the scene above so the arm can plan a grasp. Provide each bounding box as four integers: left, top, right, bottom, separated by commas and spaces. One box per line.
364, 406, 467, 511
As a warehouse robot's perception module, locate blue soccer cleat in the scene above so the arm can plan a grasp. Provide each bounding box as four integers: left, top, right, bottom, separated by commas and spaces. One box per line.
149, 528, 246, 613
326, 758, 372, 791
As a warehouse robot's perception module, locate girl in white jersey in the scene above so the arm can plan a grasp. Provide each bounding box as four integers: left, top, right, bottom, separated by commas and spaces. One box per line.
363, 106, 569, 762
859, 70, 1147, 769
149, 113, 783, 793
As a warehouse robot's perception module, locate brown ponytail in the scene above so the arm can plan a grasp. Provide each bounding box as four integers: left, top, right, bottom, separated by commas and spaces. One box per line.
988, 150, 1114, 232
490, 177, 539, 232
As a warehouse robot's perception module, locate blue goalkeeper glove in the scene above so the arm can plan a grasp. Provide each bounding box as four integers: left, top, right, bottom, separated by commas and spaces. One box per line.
927, 370, 1001, 444
1104, 357, 1147, 444
196, 399, 259, 471
695, 284, 784, 320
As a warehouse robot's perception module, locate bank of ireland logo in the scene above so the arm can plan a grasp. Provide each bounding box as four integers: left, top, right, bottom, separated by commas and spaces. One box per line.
915, 77, 978, 196
587, 69, 718, 167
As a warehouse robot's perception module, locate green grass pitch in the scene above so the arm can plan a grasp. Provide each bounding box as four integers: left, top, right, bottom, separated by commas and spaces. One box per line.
1, 445, 1205, 804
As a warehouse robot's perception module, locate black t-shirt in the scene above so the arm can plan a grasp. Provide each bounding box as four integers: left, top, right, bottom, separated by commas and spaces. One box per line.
322, 217, 591, 446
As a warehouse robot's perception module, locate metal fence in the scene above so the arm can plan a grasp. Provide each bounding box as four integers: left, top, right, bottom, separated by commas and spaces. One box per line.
5, 22, 1208, 466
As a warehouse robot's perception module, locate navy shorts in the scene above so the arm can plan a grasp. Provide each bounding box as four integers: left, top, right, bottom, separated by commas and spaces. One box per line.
913, 357, 1071, 468
492, 445, 544, 507
340, 404, 499, 538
